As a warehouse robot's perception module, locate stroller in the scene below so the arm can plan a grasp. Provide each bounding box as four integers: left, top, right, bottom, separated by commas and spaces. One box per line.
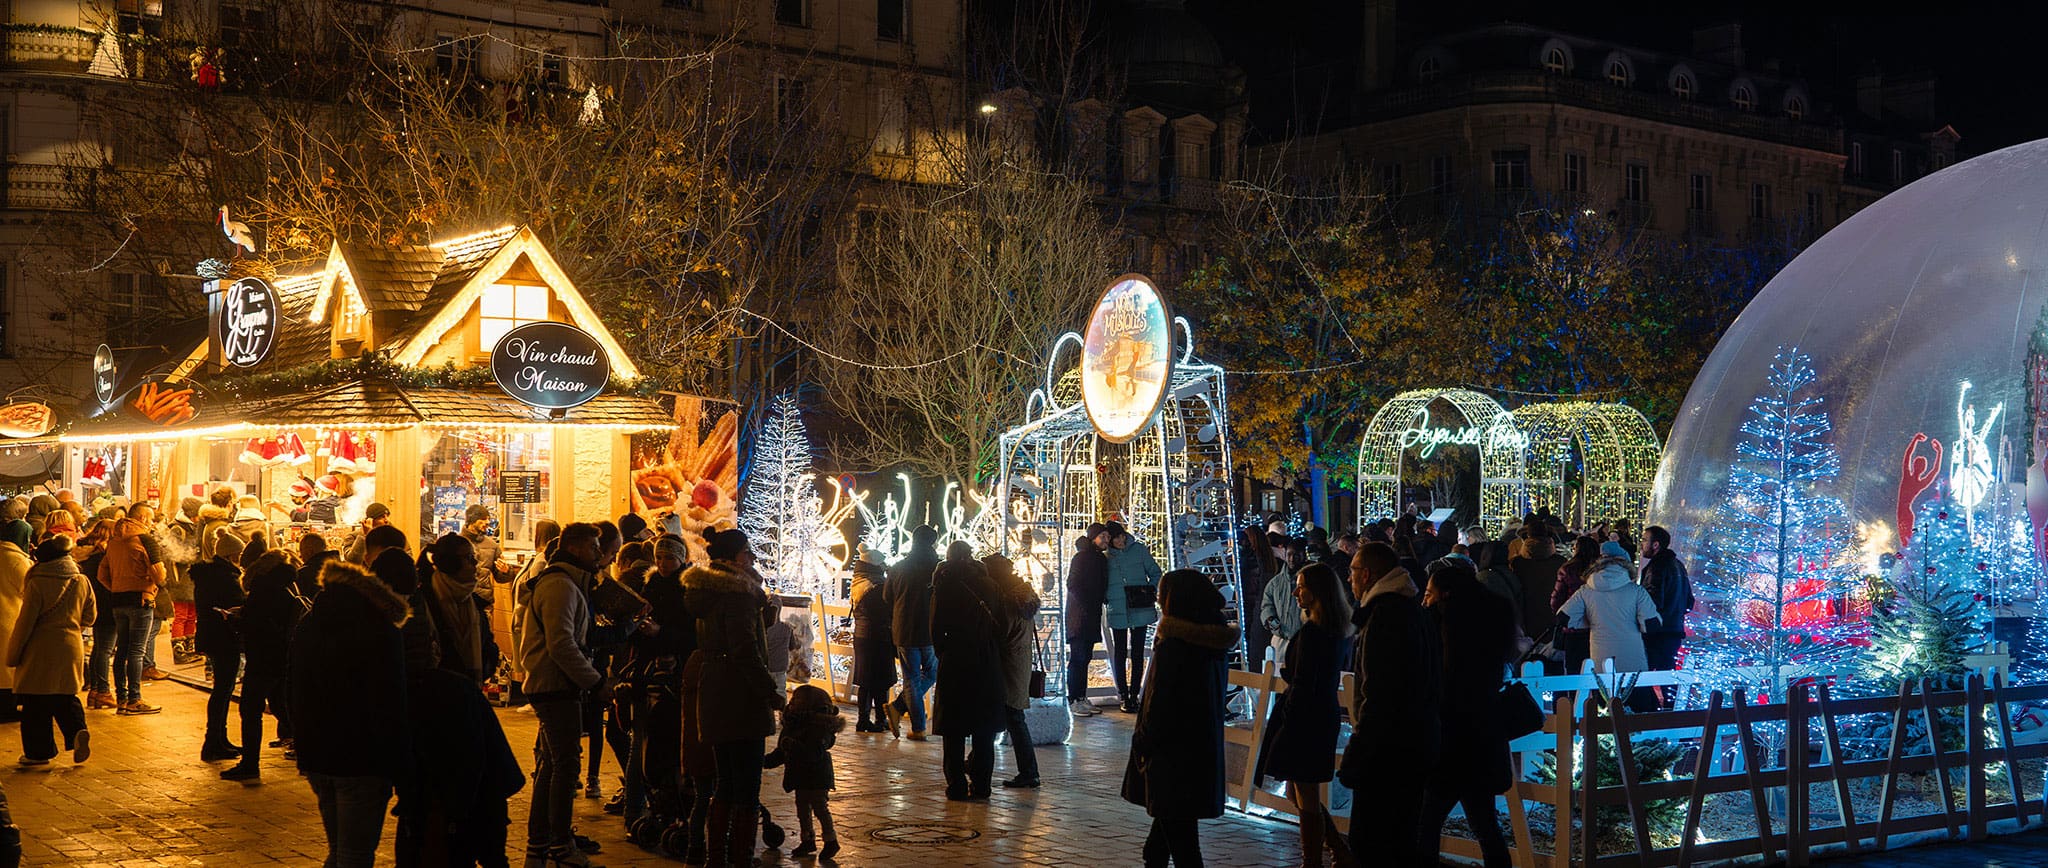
624, 655, 786, 857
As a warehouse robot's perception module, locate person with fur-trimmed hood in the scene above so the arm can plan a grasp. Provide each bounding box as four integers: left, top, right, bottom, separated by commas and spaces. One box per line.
1122, 569, 1239, 867
682, 528, 782, 868
1559, 541, 1661, 676
289, 560, 412, 868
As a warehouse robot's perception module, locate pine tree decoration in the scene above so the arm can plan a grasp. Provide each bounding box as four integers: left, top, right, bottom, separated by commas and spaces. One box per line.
1691, 348, 1865, 692
1866, 497, 1992, 689
739, 392, 843, 598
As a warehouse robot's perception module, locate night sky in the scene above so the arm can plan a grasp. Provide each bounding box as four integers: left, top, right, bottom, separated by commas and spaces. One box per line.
1191, 2, 2048, 156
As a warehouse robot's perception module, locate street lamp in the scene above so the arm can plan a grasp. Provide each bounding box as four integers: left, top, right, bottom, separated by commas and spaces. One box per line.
978, 102, 998, 115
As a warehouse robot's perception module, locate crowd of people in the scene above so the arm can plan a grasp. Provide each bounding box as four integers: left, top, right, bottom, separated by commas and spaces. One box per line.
0, 482, 1695, 868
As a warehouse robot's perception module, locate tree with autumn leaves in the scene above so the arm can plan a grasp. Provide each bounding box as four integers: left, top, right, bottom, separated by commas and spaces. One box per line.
1181, 178, 1787, 517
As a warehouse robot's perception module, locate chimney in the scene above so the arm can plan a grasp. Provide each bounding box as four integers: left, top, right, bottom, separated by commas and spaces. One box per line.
1856, 71, 1884, 119
1359, 0, 1396, 92
1690, 24, 1744, 68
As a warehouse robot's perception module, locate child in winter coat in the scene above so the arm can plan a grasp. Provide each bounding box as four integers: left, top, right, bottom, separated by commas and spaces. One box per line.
764, 684, 842, 860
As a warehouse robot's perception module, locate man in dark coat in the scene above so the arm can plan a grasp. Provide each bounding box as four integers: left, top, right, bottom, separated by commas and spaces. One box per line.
289, 560, 412, 868
883, 525, 940, 739
1509, 532, 1567, 652
1064, 523, 1110, 717
220, 552, 306, 781
1338, 542, 1438, 866
1639, 526, 1694, 676
928, 542, 1007, 800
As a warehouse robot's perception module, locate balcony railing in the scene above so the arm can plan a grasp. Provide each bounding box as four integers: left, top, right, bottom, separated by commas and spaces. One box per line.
1357, 70, 1843, 154
4, 164, 81, 211
0, 25, 96, 69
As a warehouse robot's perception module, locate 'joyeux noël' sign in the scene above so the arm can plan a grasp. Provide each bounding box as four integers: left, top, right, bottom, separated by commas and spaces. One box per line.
490, 321, 610, 411
1397, 408, 1530, 458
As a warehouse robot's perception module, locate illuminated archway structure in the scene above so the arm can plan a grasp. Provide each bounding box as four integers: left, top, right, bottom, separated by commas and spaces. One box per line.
1513, 401, 1662, 530
1356, 390, 1662, 534
996, 279, 1242, 699
1357, 389, 1528, 533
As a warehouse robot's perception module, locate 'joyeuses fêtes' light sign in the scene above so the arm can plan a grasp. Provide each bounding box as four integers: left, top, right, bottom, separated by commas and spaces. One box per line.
490, 321, 610, 411
1397, 407, 1530, 458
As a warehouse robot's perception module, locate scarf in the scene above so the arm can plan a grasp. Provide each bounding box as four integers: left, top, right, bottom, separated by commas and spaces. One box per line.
432, 568, 482, 678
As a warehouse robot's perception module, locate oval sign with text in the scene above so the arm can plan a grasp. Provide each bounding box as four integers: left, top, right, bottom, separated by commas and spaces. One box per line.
1080, 274, 1173, 444
490, 321, 610, 411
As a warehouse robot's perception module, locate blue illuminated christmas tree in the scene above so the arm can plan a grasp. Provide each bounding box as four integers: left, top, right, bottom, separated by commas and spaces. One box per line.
1692, 348, 1865, 692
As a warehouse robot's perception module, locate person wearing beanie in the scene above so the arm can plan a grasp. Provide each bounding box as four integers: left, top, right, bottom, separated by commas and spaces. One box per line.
681, 527, 780, 866
883, 525, 941, 739
847, 546, 895, 733
618, 513, 650, 544
1559, 547, 1661, 700
1064, 523, 1112, 717
461, 504, 509, 599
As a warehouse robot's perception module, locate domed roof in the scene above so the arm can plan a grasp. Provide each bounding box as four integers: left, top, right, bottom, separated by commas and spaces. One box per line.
1654, 138, 2048, 558
1114, 0, 1232, 115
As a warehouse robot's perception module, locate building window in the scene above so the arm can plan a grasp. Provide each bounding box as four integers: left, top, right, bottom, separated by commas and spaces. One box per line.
479, 284, 550, 352
1605, 57, 1630, 86
1542, 46, 1568, 74
1417, 55, 1440, 83
776, 76, 807, 126
219, 4, 272, 49
1688, 173, 1712, 212
537, 54, 564, 87
1624, 164, 1647, 204
877, 0, 905, 41
1750, 183, 1773, 219
337, 289, 367, 338
1786, 95, 1807, 120
1892, 149, 1905, 184
1380, 162, 1402, 196
1491, 148, 1528, 191
1563, 153, 1584, 194
108, 272, 150, 341
1672, 71, 1695, 100
872, 88, 908, 155
1850, 142, 1864, 175
776, 0, 807, 27
1806, 190, 1823, 228
1934, 152, 1950, 171
433, 33, 476, 82
1731, 84, 1756, 111
1430, 155, 1452, 194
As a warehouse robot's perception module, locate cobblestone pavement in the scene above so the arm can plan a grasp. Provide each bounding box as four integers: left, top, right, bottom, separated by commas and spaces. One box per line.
5, 647, 1298, 866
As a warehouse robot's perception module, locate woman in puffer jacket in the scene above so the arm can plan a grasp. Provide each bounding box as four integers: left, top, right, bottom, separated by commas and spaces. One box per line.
681, 528, 782, 868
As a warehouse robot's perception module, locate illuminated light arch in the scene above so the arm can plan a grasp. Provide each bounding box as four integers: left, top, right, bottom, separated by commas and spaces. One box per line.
1357, 389, 1528, 533
1512, 401, 1662, 530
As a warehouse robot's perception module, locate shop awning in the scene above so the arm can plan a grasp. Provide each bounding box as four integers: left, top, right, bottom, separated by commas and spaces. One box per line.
60, 379, 676, 442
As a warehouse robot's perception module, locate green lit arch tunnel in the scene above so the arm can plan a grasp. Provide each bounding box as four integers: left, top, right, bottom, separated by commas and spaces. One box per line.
1511, 401, 1662, 532
1356, 388, 1528, 534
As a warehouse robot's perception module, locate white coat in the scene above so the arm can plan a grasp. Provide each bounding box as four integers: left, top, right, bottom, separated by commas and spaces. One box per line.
1560, 557, 1660, 673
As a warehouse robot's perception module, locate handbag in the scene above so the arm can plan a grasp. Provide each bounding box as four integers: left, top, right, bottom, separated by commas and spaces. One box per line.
1496, 680, 1545, 740
1123, 583, 1158, 611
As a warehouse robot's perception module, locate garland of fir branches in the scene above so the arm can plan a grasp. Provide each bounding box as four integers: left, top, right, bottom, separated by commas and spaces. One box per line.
205, 354, 656, 404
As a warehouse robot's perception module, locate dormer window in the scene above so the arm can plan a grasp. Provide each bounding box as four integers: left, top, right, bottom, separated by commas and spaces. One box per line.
1785, 94, 1807, 120
1542, 46, 1568, 74
338, 290, 367, 340
479, 283, 549, 351
1418, 55, 1441, 83
1605, 56, 1631, 86
1731, 83, 1756, 111
1672, 71, 1695, 100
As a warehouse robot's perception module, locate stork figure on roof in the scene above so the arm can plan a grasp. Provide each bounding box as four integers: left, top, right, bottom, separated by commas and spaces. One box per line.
219, 205, 257, 256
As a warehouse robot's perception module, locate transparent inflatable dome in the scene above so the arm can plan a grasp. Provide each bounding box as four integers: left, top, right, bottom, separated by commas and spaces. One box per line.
1655, 138, 2048, 554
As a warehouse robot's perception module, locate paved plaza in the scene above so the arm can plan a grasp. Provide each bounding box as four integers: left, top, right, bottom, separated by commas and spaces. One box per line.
5, 656, 1297, 866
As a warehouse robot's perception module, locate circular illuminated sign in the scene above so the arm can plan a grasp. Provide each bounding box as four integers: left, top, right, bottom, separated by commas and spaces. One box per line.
490, 321, 611, 411
218, 277, 278, 368
1080, 274, 1173, 444
92, 344, 115, 405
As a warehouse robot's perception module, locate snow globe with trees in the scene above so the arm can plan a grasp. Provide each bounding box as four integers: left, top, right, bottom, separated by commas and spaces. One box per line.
1654, 139, 2048, 712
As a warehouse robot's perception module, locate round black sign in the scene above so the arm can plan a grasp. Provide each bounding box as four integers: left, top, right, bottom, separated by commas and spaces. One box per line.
92, 344, 115, 405
490, 321, 610, 411
218, 277, 278, 368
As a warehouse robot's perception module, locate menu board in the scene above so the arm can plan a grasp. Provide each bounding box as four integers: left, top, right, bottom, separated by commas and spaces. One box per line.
500, 470, 544, 504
